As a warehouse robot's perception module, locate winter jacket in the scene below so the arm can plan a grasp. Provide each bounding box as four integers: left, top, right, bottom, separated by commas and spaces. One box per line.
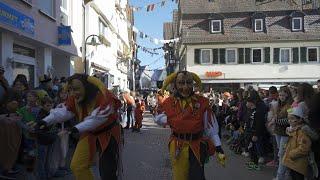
283, 125, 314, 176
274, 103, 291, 136
246, 101, 268, 137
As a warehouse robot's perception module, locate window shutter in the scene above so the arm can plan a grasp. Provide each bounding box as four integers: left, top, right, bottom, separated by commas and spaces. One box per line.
221, 20, 224, 34
300, 47, 307, 63
264, 47, 270, 63
263, 18, 267, 33
212, 49, 219, 64
273, 48, 280, 64
245, 48, 251, 64
194, 49, 200, 64
293, 48, 299, 64
219, 48, 226, 64
238, 48, 244, 64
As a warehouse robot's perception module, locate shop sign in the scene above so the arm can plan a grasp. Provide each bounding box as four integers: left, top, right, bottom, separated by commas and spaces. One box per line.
205, 71, 223, 78
0, 2, 35, 35
58, 25, 71, 45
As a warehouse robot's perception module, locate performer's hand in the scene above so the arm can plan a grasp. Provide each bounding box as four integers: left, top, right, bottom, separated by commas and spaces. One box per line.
252, 136, 258, 142
216, 153, 226, 168
36, 120, 48, 130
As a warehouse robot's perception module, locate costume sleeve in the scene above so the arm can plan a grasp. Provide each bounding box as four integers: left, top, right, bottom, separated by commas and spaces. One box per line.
154, 113, 167, 126
75, 105, 114, 134
43, 104, 75, 125
74, 91, 121, 134
204, 110, 222, 147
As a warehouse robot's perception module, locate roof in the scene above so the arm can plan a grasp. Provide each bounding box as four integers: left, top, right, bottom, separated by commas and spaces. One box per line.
181, 10, 320, 44
180, 0, 317, 14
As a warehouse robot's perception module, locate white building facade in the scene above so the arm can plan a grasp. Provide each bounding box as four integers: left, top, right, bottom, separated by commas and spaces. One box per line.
166, 0, 320, 91
84, 0, 133, 91
0, 0, 84, 87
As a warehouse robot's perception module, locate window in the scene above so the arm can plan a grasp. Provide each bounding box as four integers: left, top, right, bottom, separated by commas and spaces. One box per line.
38, 0, 54, 17
99, 20, 108, 38
13, 44, 35, 58
252, 48, 263, 63
280, 48, 291, 63
307, 47, 318, 62
292, 17, 302, 31
60, 0, 69, 25
255, 19, 263, 32
211, 20, 221, 33
200, 49, 211, 64
226, 49, 237, 64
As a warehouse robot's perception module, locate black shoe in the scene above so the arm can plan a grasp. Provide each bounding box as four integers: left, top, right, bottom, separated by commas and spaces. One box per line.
7, 166, 21, 175
0, 173, 16, 180
124, 126, 129, 129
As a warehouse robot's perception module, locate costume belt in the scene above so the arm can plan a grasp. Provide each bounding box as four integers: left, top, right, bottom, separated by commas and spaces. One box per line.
172, 131, 203, 141
91, 120, 118, 136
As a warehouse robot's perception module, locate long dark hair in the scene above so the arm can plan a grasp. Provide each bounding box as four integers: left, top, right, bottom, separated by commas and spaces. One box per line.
296, 83, 315, 108
278, 86, 293, 108
67, 74, 100, 106
13, 74, 29, 91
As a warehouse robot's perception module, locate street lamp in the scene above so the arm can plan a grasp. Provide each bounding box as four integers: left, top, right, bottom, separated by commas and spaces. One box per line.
84, 34, 102, 74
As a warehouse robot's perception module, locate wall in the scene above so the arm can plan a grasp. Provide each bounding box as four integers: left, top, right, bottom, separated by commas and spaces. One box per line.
186, 41, 320, 82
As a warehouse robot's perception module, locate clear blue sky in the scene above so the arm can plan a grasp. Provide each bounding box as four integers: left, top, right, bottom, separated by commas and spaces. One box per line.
129, 0, 177, 69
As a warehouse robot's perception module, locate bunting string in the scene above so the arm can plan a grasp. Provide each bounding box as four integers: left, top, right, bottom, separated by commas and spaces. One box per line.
128, 0, 179, 12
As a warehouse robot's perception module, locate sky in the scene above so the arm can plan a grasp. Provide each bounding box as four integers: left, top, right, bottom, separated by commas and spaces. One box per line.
129, 0, 178, 70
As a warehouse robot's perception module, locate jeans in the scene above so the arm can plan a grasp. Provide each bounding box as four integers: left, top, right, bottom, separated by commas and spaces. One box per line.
275, 135, 289, 180
37, 145, 49, 180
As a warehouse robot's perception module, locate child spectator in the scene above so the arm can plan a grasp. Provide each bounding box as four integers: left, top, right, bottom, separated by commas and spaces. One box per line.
283, 106, 312, 180
36, 96, 56, 179
246, 90, 268, 170
133, 98, 145, 132
16, 90, 40, 172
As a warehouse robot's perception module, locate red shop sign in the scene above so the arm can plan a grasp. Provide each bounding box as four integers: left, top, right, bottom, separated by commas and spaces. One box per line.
205, 71, 223, 77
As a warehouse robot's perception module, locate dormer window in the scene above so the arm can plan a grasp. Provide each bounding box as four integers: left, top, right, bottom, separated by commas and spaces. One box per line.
292, 17, 303, 31
210, 20, 222, 33
254, 19, 263, 32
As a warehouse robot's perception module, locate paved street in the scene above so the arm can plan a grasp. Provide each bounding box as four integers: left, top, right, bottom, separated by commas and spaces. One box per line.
16, 112, 275, 180
122, 112, 275, 180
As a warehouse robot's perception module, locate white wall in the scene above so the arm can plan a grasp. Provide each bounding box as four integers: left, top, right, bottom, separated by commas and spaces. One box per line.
186, 42, 320, 82
85, 0, 131, 90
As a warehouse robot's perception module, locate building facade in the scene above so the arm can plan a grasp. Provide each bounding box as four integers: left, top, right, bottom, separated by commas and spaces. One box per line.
0, 0, 84, 87
164, 0, 320, 91
84, 0, 134, 91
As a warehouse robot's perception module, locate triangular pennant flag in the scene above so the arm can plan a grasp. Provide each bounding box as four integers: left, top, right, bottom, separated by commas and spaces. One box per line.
161, 1, 166, 7
147, 4, 155, 11
147, 5, 151, 11
139, 32, 144, 38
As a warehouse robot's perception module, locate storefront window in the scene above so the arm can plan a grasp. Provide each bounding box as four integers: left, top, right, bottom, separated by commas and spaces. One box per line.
13, 44, 35, 58
12, 62, 35, 88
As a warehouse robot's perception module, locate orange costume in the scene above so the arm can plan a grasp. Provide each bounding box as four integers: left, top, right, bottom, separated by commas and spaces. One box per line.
155, 71, 225, 180
42, 76, 121, 180
134, 100, 145, 130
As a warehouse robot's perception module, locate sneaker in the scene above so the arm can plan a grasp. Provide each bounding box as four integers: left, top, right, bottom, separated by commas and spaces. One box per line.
242, 152, 250, 157
266, 160, 277, 167
247, 164, 261, 171
258, 157, 265, 164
